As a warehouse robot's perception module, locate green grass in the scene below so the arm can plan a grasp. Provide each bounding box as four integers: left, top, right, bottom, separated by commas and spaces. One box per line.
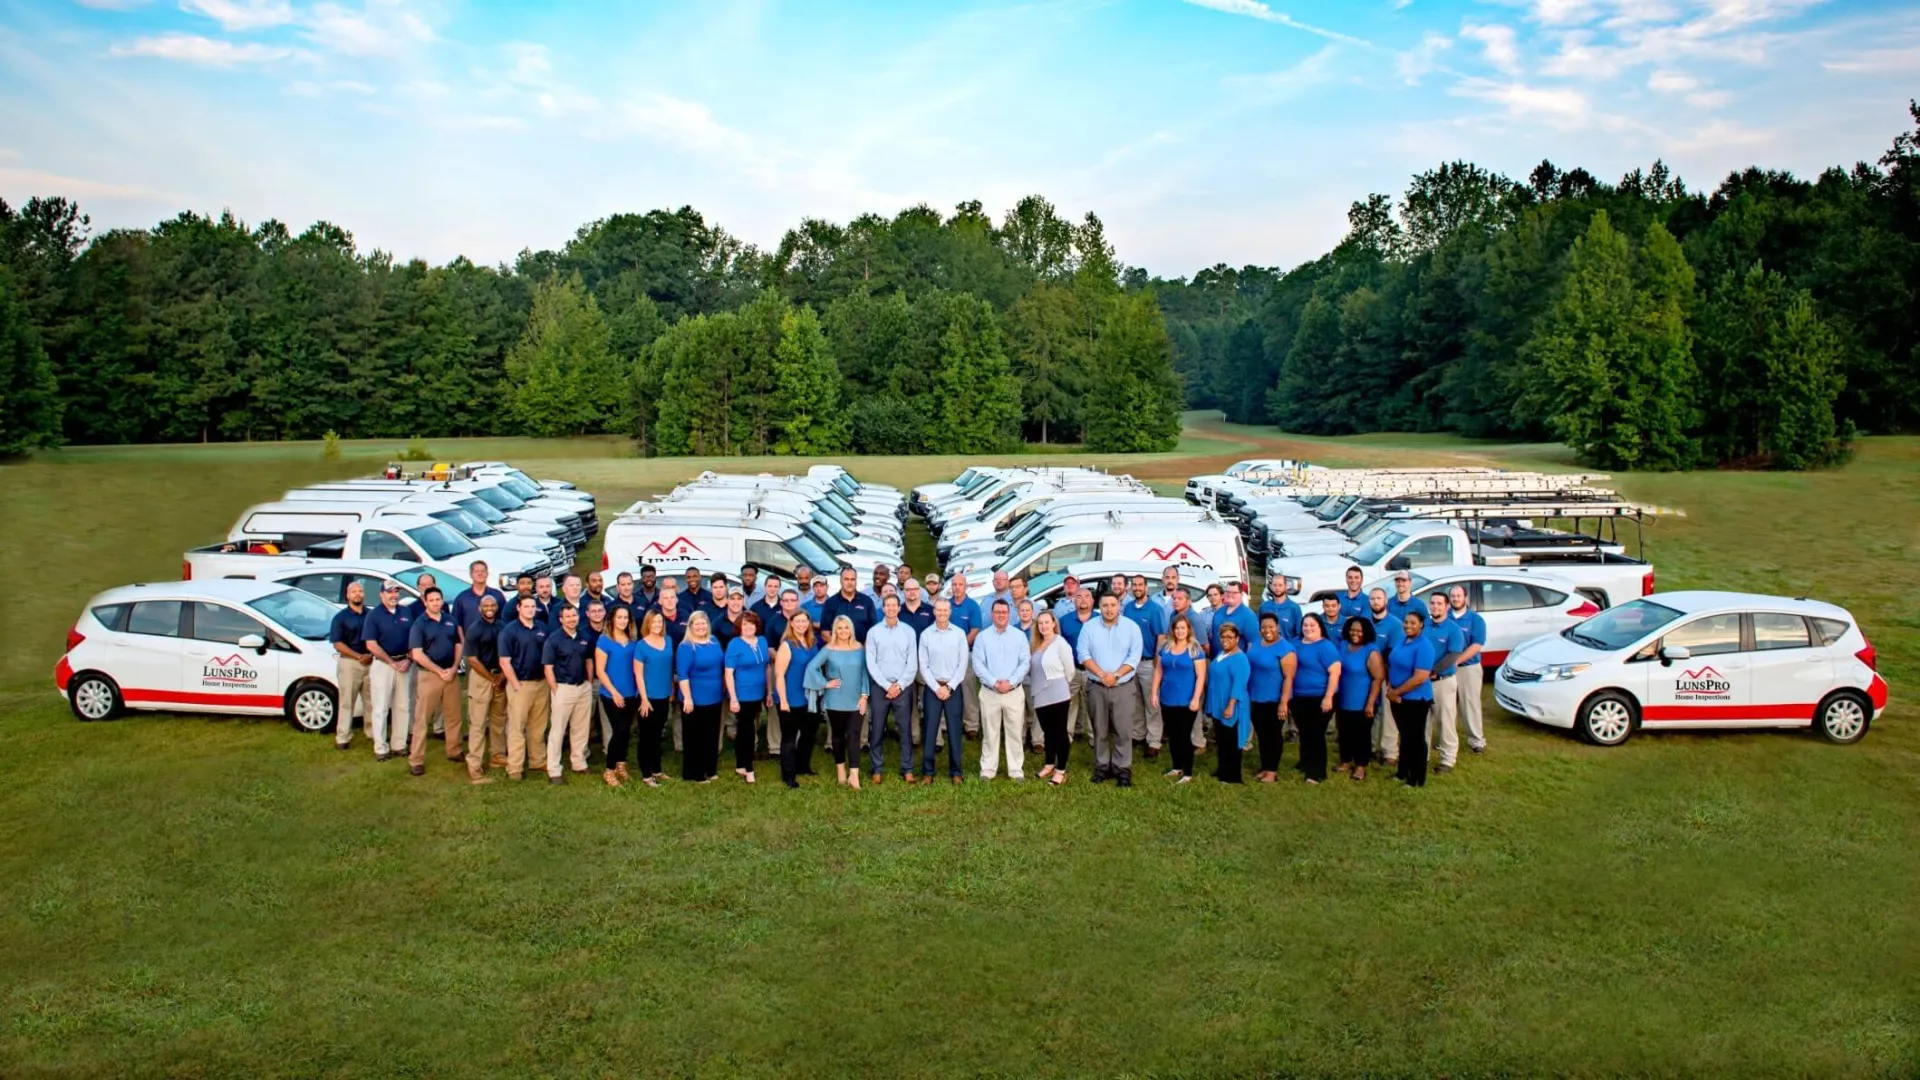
1, 418, 1915, 1077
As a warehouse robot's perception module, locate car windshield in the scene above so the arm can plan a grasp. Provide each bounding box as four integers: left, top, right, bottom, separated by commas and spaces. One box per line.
1315, 496, 1355, 522
998, 535, 1046, 572
813, 513, 854, 543
784, 532, 839, 573
430, 508, 491, 537
1348, 529, 1406, 567
455, 496, 505, 524
980, 488, 1024, 516
817, 498, 854, 525
800, 521, 848, 554
496, 477, 541, 500
406, 523, 477, 559
247, 587, 337, 641
471, 486, 526, 512
1028, 568, 1069, 597
1564, 599, 1683, 651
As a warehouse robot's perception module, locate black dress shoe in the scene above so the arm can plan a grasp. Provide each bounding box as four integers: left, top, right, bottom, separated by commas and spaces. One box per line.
1116, 775, 1133, 788
549, 774, 566, 785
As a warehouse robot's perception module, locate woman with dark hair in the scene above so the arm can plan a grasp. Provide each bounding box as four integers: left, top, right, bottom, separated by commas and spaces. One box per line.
1204, 622, 1251, 783
773, 611, 821, 788
632, 610, 674, 787
724, 610, 772, 784
1152, 612, 1209, 783
1334, 615, 1385, 780
1027, 610, 1076, 784
1288, 613, 1342, 785
595, 604, 640, 788
1246, 611, 1296, 783
1385, 610, 1437, 787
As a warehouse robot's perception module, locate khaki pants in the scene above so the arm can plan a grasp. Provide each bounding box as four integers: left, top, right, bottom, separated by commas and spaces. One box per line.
1429, 674, 1459, 767
409, 668, 464, 768
1132, 656, 1163, 747
1373, 686, 1398, 761
368, 660, 411, 756
1456, 664, 1486, 750
546, 682, 593, 777
466, 672, 506, 779
505, 682, 550, 778
978, 685, 1026, 780
334, 656, 369, 747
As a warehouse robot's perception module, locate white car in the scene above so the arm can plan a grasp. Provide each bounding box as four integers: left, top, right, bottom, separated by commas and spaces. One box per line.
1495, 591, 1888, 746
1355, 568, 1601, 669
56, 580, 344, 733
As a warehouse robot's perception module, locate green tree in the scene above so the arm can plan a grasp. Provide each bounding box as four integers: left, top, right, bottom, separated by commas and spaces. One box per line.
0, 268, 62, 455
770, 305, 848, 454
1081, 291, 1182, 452
504, 275, 620, 437
928, 295, 1021, 453
1696, 264, 1850, 467
1003, 283, 1083, 442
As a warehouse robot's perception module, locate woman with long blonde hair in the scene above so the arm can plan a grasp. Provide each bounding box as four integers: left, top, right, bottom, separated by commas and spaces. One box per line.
803, 615, 870, 789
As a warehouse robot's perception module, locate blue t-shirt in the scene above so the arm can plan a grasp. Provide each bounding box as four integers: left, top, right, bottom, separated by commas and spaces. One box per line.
597, 635, 639, 699
1259, 598, 1303, 642
725, 636, 772, 701
1451, 609, 1489, 667
674, 639, 727, 706
1423, 617, 1466, 679
1291, 638, 1341, 699
1122, 599, 1168, 647
1335, 642, 1376, 712
780, 639, 819, 709
1388, 636, 1437, 702
1156, 645, 1201, 707
633, 637, 674, 700
1246, 637, 1294, 703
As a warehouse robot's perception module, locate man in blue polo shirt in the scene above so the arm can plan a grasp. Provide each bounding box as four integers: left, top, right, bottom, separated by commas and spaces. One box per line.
498, 595, 550, 780
1337, 566, 1369, 624
1448, 584, 1489, 756
1423, 592, 1467, 775
1368, 587, 1403, 766
329, 579, 373, 752
1122, 575, 1170, 758
407, 587, 463, 777
801, 576, 829, 626
451, 560, 506, 641
1055, 586, 1096, 743
362, 582, 415, 761
462, 593, 507, 781
531, 575, 558, 631
1385, 571, 1423, 623
947, 573, 984, 737
821, 566, 876, 643
1208, 582, 1258, 660
1259, 574, 1304, 642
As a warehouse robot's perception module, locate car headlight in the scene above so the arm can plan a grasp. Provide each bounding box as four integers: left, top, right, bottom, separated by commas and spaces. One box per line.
1539, 663, 1591, 682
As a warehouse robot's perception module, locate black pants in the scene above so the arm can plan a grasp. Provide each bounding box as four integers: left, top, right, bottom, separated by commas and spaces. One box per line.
1037, 701, 1071, 770
779, 708, 818, 786
732, 700, 762, 772
1251, 700, 1283, 773
1164, 705, 1197, 775
1393, 700, 1432, 786
1335, 707, 1373, 768
603, 694, 639, 771
1291, 696, 1328, 782
636, 698, 669, 776
1212, 719, 1243, 783
683, 702, 721, 781
828, 709, 862, 767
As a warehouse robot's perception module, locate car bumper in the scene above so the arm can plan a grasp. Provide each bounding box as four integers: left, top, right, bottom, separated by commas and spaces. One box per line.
1493, 667, 1583, 730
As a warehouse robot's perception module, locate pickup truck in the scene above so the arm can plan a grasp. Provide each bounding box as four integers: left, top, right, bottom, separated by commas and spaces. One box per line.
185, 515, 549, 590
1277, 518, 1652, 610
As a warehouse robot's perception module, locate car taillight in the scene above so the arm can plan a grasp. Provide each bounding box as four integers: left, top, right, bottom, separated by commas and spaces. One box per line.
1641, 570, 1655, 596
66, 626, 85, 651
1857, 643, 1878, 671
600, 550, 609, 571
1566, 600, 1600, 618
182, 559, 192, 580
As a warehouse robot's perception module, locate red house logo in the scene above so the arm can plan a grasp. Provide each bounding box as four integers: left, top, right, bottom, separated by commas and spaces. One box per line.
1146, 542, 1204, 561
641, 537, 707, 558
1675, 665, 1731, 698
202, 654, 258, 686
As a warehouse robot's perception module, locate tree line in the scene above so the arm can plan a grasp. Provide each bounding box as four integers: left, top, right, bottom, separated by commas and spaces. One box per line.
0, 193, 1181, 458
1153, 103, 1920, 470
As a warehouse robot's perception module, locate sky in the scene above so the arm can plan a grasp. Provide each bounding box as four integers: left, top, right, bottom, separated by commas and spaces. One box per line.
0, 0, 1915, 277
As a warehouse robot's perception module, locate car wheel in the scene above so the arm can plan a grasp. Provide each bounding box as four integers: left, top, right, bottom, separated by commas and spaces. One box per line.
1814, 690, 1870, 745
68, 672, 123, 722
285, 681, 338, 734
1576, 690, 1636, 746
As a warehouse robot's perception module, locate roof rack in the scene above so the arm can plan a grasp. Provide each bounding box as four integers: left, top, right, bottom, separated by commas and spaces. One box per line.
378, 462, 475, 481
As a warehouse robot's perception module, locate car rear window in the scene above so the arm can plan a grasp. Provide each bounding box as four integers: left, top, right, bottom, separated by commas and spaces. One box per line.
1809, 617, 1850, 647
90, 603, 130, 632
126, 601, 184, 637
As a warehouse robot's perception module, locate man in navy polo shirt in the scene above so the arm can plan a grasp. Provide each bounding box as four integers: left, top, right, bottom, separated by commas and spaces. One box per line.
329, 579, 373, 752
451, 560, 506, 640
362, 583, 415, 761
822, 566, 876, 643
1369, 587, 1403, 767
542, 604, 595, 784
462, 593, 507, 781
407, 588, 463, 777
531, 575, 558, 631
634, 566, 659, 611
498, 595, 550, 780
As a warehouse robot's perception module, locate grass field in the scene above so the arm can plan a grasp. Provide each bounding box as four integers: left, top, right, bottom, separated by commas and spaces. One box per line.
1, 415, 1914, 1077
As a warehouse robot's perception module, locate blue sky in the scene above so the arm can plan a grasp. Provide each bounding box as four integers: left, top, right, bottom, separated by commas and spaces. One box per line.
1, 0, 1915, 276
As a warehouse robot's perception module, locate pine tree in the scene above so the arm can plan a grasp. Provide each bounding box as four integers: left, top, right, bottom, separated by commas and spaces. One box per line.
0, 268, 61, 455
1082, 292, 1182, 451
929, 295, 1021, 452
771, 306, 849, 454
504, 274, 619, 437
1697, 265, 1850, 467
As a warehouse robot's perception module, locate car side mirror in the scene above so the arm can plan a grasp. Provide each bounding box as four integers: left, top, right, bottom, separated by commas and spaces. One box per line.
1285, 577, 1302, 596
237, 633, 268, 654
1659, 644, 1690, 666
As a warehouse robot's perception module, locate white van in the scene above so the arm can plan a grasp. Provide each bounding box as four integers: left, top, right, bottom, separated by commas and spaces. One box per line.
229, 501, 565, 572
932, 480, 1153, 550
948, 519, 1248, 586
319, 480, 587, 548
616, 505, 897, 571
599, 514, 843, 578
662, 486, 904, 545
946, 499, 1207, 562
283, 488, 574, 553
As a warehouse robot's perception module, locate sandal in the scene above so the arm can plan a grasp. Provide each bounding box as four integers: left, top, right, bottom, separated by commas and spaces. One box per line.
1050, 772, 1066, 786
604, 771, 623, 788
1352, 767, 1366, 782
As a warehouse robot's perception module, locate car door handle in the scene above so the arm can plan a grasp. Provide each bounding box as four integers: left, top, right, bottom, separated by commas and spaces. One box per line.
1804, 655, 1826, 663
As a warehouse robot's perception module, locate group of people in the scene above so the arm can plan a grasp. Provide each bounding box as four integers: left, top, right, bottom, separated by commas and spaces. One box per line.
324, 556, 1490, 790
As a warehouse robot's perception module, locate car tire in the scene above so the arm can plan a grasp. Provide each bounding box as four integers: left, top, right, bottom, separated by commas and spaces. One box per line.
285, 680, 338, 735
1813, 690, 1871, 745
68, 671, 123, 722
1576, 690, 1636, 746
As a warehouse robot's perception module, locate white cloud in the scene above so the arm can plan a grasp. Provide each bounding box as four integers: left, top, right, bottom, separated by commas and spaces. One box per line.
1647, 67, 1700, 91
304, 0, 432, 59
1178, 0, 1374, 47
0, 166, 175, 200
1396, 31, 1453, 83
109, 32, 294, 65
1529, 0, 1595, 25
1823, 44, 1920, 73
1221, 43, 1342, 101
286, 78, 375, 96
620, 94, 761, 162
179, 0, 294, 33
1450, 76, 1591, 124
500, 42, 596, 116
1460, 23, 1523, 73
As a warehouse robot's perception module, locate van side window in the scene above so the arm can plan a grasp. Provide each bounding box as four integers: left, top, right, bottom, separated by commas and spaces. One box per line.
1033, 543, 1098, 574
1751, 612, 1812, 651
1401, 536, 1454, 568
126, 601, 184, 638
745, 539, 802, 575
361, 530, 415, 561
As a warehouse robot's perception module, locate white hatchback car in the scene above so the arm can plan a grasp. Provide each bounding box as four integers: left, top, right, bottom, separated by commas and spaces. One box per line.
1495, 591, 1888, 745
56, 580, 344, 733
1359, 567, 1602, 670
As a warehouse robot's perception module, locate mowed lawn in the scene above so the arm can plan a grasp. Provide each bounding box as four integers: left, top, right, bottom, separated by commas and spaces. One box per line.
1, 421, 1915, 1078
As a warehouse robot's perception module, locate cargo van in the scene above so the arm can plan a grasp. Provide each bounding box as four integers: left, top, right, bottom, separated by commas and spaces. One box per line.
947, 519, 1248, 586
613, 505, 896, 572
281, 488, 574, 554
599, 514, 843, 578
943, 501, 1208, 564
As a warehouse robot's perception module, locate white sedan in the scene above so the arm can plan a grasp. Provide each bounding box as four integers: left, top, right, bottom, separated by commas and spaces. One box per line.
1360, 567, 1601, 669
57, 580, 344, 733
1495, 591, 1888, 746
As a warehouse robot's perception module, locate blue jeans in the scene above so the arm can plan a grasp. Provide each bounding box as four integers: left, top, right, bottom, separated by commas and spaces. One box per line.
921, 685, 964, 777
869, 687, 914, 775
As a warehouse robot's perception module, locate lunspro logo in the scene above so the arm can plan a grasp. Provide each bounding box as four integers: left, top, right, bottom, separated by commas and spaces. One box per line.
1146, 542, 1204, 561
640, 537, 707, 558
1675, 665, 1732, 698
202, 654, 258, 686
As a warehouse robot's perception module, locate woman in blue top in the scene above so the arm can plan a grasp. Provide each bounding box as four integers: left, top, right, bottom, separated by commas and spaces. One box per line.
1334, 616, 1386, 782
1385, 611, 1438, 787
1246, 612, 1298, 784
674, 611, 727, 783
1152, 613, 1209, 783
773, 611, 820, 788
595, 605, 641, 789
1288, 614, 1343, 785
631, 610, 675, 787
724, 612, 773, 784
803, 615, 870, 790
1204, 622, 1252, 784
